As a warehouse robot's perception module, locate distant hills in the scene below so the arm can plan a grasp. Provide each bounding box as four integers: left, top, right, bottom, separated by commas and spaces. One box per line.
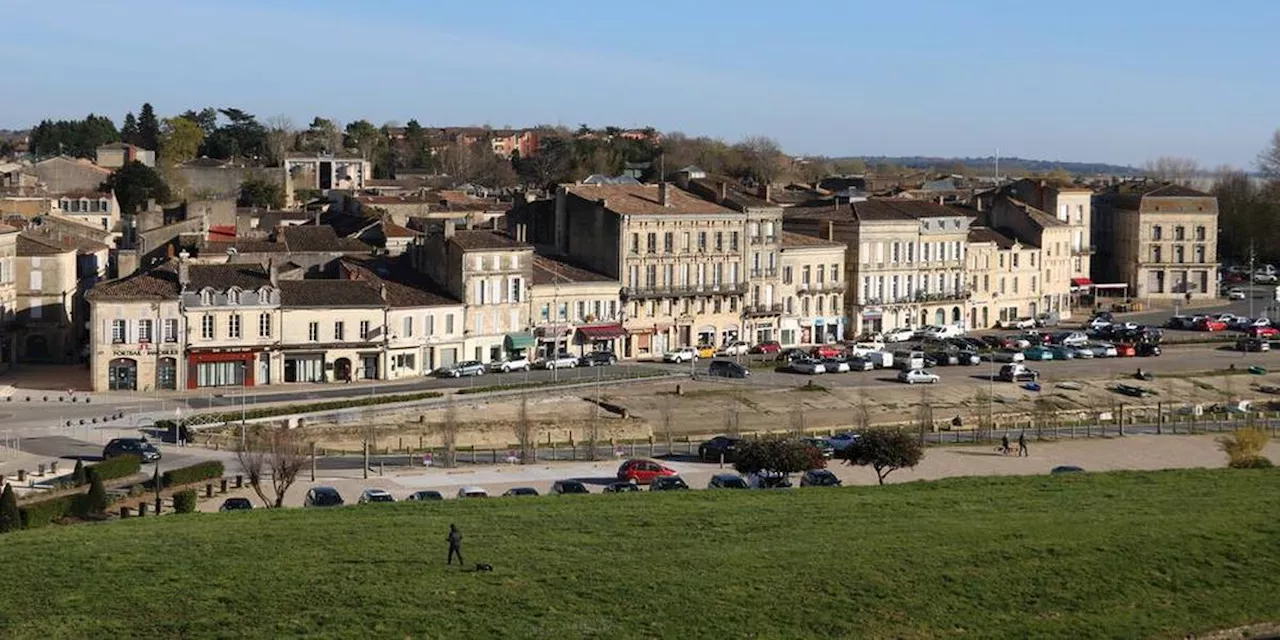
845, 155, 1143, 176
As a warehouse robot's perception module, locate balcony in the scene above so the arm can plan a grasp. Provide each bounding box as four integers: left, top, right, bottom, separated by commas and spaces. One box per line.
743, 303, 784, 317
913, 288, 972, 303
621, 283, 748, 300
749, 268, 779, 279
1072, 245, 1097, 256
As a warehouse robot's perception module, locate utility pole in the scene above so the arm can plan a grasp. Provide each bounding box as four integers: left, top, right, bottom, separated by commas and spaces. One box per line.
1249, 240, 1256, 320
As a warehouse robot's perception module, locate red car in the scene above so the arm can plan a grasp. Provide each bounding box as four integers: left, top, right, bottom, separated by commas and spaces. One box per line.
750, 341, 781, 354
810, 344, 843, 359
616, 459, 676, 485
1115, 343, 1137, 357
1196, 318, 1227, 332
1247, 326, 1280, 339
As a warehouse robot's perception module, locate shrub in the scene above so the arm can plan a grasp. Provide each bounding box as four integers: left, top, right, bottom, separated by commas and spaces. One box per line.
0, 484, 20, 533
19, 494, 79, 529
1217, 427, 1271, 466
172, 490, 198, 514
199, 391, 444, 423
840, 429, 925, 485
85, 469, 109, 514
71, 459, 87, 485
90, 455, 143, 481
733, 437, 826, 478
1228, 456, 1274, 469
162, 461, 224, 488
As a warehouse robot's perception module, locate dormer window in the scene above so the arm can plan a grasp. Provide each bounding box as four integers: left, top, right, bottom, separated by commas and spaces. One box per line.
227, 287, 242, 304
199, 287, 215, 305
257, 286, 273, 303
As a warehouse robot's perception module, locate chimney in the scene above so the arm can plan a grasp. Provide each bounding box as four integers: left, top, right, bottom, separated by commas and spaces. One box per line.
268, 258, 279, 286
313, 211, 320, 226
178, 254, 190, 289
717, 181, 727, 203
757, 183, 771, 202
443, 221, 456, 239
827, 220, 835, 242
379, 283, 387, 301
659, 182, 670, 207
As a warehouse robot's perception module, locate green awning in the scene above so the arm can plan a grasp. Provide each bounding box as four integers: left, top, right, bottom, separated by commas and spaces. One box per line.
504, 333, 536, 350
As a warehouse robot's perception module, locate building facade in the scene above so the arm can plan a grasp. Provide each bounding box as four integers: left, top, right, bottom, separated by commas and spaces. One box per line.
14, 233, 79, 363
966, 227, 1045, 328
1093, 183, 1219, 300
85, 265, 184, 392
0, 226, 18, 372
1006, 178, 1095, 283
529, 255, 623, 357
777, 231, 846, 346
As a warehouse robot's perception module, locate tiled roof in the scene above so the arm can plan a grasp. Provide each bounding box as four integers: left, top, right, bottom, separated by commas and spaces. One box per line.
382, 221, 417, 238
967, 226, 1019, 249
782, 203, 854, 221
851, 200, 971, 222
340, 259, 461, 307
279, 280, 384, 307
86, 263, 180, 301
17, 232, 77, 256
1005, 198, 1067, 228
0, 224, 19, 234
203, 240, 288, 255
449, 230, 530, 252
55, 190, 112, 200
1141, 184, 1212, 198
531, 255, 616, 286
356, 195, 434, 205
779, 231, 843, 249
282, 225, 372, 252
563, 183, 737, 216
187, 263, 271, 291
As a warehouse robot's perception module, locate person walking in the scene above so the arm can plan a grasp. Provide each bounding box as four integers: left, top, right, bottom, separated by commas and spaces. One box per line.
1018, 432, 1028, 457
1000, 434, 1010, 456
446, 524, 464, 566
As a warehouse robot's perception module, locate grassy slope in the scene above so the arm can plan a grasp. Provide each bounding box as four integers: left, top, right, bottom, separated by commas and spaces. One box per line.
2, 470, 1279, 639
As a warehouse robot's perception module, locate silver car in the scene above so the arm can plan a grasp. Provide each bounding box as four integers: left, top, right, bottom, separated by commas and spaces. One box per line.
790, 358, 826, 375
438, 361, 485, 377
897, 368, 940, 384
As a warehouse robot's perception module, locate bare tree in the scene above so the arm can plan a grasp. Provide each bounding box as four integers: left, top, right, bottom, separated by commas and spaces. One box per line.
789, 405, 807, 436
723, 399, 741, 436
1258, 129, 1280, 180
585, 398, 602, 461
264, 115, 295, 167
235, 425, 308, 508
734, 135, 785, 185
1144, 156, 1201, 185
916, 387, 935, 439
658, 395, 676, 452
513, 394, 536, 464
439, 396, 458, 467
855, 391, 871, 432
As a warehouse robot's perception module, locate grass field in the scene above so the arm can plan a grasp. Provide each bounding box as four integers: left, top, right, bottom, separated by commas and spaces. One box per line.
2, 469, 1279, 639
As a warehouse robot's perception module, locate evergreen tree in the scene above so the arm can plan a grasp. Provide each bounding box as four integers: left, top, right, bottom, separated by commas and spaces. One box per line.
85, 469, 108, 514
121, 113, 139, 146
0, 483, 20, 532
72, 459, 86, 485
102, 161, 171, 213
137, 103, 160, 151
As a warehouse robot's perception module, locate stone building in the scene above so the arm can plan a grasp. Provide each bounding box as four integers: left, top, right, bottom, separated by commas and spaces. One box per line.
1093, 183, 1219, 300
14, 232, 79, 363
0, 225, 18, 372
777, 231, 846, 346
529, 255, 623, 358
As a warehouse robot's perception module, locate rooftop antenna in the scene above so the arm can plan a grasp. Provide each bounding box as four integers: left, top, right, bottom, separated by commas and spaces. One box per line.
659, 153, 665, 183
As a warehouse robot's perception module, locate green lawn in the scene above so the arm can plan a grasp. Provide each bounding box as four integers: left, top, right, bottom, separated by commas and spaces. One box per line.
2, 469, 1279, 639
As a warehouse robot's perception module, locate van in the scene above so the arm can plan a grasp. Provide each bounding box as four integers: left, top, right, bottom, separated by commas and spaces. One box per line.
893, 350, 925, 370
863, 351, 894, 369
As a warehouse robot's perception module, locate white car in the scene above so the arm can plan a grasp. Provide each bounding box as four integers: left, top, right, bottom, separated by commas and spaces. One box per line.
1006, 318, 1037, 330
897, 368, 940, 384
922, 324, 965, 340
457, 486, 489, 499
790, 358, 827, 375
718, 340, 750, 356
1087, 317, 1112, 330
488, 356, 531, 373
1058, 331, 1089, 347
1070, 346, 1095, 359
1255, 273, 1278, 284
822, 358, 851, 373
1227, 288, 1247, 300
991, 350, 1026, 363
663, 347, 699, 363
883, 328, 916, 343
540, 353, 579, 369
1088, 342, 1118, 358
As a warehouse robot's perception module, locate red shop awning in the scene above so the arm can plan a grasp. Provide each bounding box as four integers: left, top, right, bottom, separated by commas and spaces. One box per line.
1071, 277, 1093, 286
577, 323, 626, 340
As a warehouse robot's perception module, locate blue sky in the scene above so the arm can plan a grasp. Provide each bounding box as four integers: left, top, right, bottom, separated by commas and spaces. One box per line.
6, 0, 1278, 168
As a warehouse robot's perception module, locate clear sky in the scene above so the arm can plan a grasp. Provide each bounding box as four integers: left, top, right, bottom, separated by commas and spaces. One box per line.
6, 0, 1278, 168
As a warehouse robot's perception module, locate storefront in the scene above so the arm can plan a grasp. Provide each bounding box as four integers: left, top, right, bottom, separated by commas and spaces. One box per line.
504, 332, 536, 359
284, 353, 326, 383
187, 350, 257, 390
574, 323, 625, 354
533, 326, 570, 358
108, 357, 137, 391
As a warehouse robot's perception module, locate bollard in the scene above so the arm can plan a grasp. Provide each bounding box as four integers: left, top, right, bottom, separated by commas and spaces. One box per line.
17, 469, 25, 482
154, 497, 162, 515
235, 475, 243, 488
379, 461, 384, 477
50, 461, 58, 475
38, 463, 45, 476
138, 502, 148, 516
205, 484, 214, 498
120, 506, 131, 519
220, 478, 228, 494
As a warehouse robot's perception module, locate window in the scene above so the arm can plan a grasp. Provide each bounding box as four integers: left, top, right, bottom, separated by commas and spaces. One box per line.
645, 265, 657, 287
111, 319, 127, 344
817, 265, 826, 283
892, 243, 900, 263
1012, 253, 1019, 268
29, 270, 42, 290
730, 232, 739, 251
1030, 253, 1036, 267
1031, 276, 1038, 292
1195, 226, 1206, 241
630, 234, 639, 253
999, 277, 1006, 294
1012, 277, 1019, 294
308, 322, 319, 342
1152, 225, 1163, 240
558, 302, 568, 320
575, 301, 585, 321
228, 314, 242, 339
682, 232, 691, 252
1195, 245, 1206, 263
201, 315, 214, 340
403, 316, 413, 337
1174, 226, 1185, 241
802, 266, 811, 284
1151, 245, 1162, 263
782, 266, 792, 284
697, 232, 707, 252
334, 321, 345, 341
831, 264, 839, 282
138, 319, 153, 342
260, 313, 272, 338
663, 264, 674, 286
1174, 245, 1185, 263
663, 232, 673, 252
359, 320, 371, 340
394, 353, 415, 370
163, 318, 178, 343
715, 232, 724, 252
445, 314, 454, 334
647, 233, 657, 253
802, 297, 810, 315
227, 288, 241, 304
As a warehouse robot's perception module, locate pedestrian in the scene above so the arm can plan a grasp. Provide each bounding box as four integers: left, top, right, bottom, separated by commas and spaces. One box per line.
1000, 434, 1010, 456
446, 523, 464, 566
1018, 432, 1028, 457
951, 414, 963, 429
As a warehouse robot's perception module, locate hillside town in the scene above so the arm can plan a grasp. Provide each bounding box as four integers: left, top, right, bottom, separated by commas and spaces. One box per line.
0, 115, 1230, 393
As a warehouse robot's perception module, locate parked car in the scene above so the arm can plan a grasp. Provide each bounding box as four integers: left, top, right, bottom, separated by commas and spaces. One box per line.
303, 486, 344, 507
750, 340, 782, 354
810, 344, 843, 359
719, 340, 750, 356
1088, 342, 1118, 358
1048, 345, 1075, 360
957, 350, 982, 366
578, 351, 618, 367
540, 352, 579, 369
845, 356, 876, 371
407, 490, 444, 501
1069, 346, 1095, 359
649, 476, 690, 491
663, 347, 699, 363
551, 480, 590, 495
1247, 326, 1280, 339
789, 358, 827, 375
998, 363, 1040, 382
487, 356, 531, 373
1237, 337, 1271, 352
1056, 331, 1090, 347
921, 324, 965, 340
822, 358, 851, 373
1228, 288, 1247, 300
925, 351, 960, 366
707, 473, 750, 489
1005, 317, 1037, 330
456, 486, 489, 499
695, 344, 718, 358
746, 471, 793, 489
218, 497, 253, 511
883, 327, 916, 343
1115, 343, 1138, 357
1196, 318, 1228, 332
1254, 273, 1278, 284
617, 459, 677, 484
1023, 346, 1054, 361
776, 348, 809, 364
698, 436, 744, 462
897, 368, 940, 384
502, 487, 540, 497
991, 350, 1026, 363
358, 488, 395, 504
707, 360, 750, 378
797, 437, 835, 458
437, 361, 485, 377
1087, 316, 1113, 330
1137, 343, 1163, 357
103, 437, 160, 462
603, 482, 642, 493
800, 469, 843, 487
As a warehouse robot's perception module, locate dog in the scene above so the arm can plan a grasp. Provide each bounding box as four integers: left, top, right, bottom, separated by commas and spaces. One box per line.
475, 563, 493, 572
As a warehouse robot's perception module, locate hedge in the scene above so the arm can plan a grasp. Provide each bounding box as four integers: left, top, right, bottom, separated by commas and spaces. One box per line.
172, 490, 197, 514
91, 455, 143, 481
161, 461, 224, 488
197, 391, 444, 423
18, 494, 93, 530
456, 371, 668, 396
